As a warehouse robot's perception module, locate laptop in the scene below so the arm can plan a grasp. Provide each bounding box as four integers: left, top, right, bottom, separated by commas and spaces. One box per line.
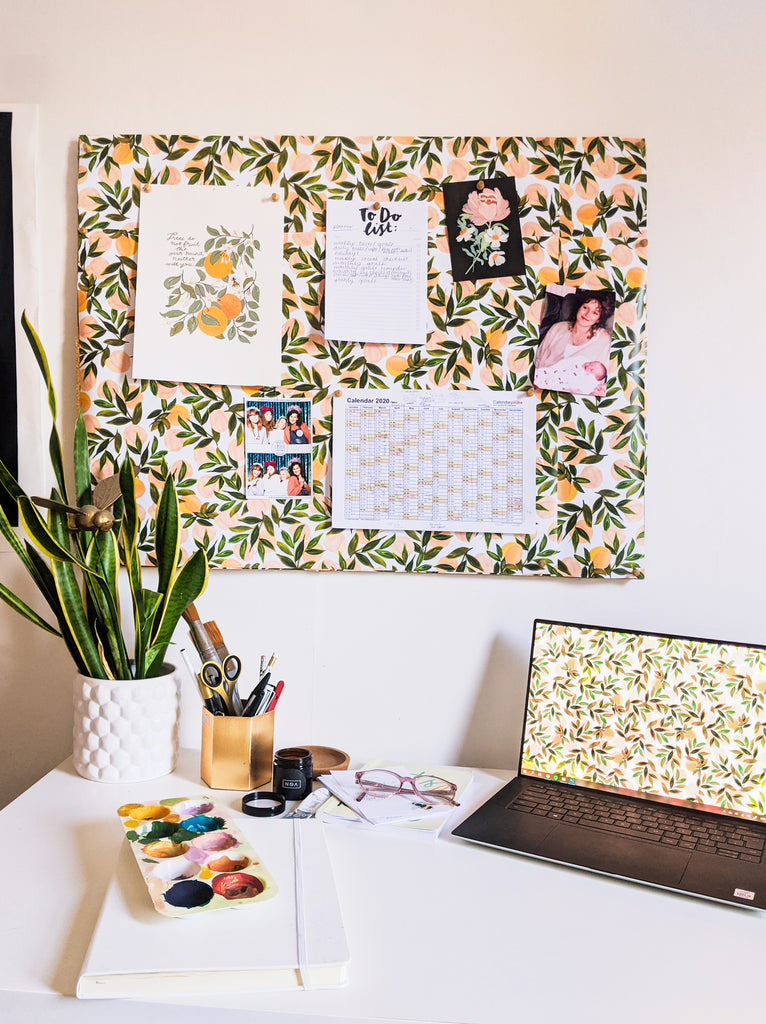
453, 619, 766, 908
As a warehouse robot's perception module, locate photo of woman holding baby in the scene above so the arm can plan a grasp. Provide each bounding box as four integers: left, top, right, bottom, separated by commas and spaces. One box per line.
533, 288, 615, 397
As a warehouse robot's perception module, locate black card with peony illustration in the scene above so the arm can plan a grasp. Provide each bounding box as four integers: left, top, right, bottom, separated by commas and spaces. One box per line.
442, 176, 525, 282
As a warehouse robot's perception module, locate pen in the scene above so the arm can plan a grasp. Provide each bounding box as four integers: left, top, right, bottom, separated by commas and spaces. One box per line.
259, 653, 276, 682
242, 672, 270, 717
266, 679, 284, 713
253, 677, 277, 716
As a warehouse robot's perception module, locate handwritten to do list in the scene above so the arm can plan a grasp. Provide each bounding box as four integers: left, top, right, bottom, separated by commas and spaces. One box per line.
324, 199, 428, 346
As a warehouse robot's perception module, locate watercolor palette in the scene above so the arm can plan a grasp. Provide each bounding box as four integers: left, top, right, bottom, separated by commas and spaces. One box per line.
117, 795, 278, 918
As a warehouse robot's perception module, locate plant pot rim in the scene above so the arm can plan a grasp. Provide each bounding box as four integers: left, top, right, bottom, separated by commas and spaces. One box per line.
75, 662, 178, 682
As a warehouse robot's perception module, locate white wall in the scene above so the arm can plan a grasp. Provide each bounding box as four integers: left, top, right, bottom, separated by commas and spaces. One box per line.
2, 0, 765, 807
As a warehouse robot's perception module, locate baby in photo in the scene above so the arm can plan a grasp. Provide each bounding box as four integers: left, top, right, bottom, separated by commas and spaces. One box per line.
534, 359, 607, 397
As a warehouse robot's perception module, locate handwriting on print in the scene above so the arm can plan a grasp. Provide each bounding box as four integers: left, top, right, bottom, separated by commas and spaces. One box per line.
332, 242, 413, 286
166, 232, 204, 268
359, 206, 402, 236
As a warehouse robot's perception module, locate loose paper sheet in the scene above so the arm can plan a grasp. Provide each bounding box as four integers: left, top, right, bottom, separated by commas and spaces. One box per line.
133, 185, 284, 386
331, 390, 537, 534
324, 199, 428, 346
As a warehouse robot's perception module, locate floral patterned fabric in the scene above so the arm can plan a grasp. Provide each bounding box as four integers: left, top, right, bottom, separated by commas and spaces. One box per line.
77, 135, 646, 575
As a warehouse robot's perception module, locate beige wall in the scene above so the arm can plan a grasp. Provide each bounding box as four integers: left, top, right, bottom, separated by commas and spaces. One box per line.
1, 0, 765, 807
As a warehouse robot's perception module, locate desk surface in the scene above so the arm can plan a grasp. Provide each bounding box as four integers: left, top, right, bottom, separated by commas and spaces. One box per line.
1, 750, 763, 1024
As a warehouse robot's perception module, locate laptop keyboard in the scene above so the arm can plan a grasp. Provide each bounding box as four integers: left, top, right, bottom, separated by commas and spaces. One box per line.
509, 782, 765, 863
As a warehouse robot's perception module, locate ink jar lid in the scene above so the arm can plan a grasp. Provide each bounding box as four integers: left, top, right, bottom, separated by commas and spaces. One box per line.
274, 747, 313, 770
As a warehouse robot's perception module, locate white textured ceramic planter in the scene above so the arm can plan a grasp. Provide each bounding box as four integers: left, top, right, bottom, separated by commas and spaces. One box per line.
72, 664, 181, 783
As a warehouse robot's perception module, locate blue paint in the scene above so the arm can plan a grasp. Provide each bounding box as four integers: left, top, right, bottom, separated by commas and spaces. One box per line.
180, 814, 225, 834
163, 879, 214, 909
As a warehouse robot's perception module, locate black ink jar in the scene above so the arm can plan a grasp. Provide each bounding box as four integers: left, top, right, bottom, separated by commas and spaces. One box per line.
273, 747, 313, 801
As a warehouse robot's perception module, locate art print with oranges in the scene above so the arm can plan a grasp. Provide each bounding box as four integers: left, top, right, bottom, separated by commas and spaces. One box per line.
161, 225, 260, 343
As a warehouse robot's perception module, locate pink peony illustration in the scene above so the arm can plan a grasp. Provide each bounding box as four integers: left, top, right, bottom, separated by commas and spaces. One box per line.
462, 187, 511, 226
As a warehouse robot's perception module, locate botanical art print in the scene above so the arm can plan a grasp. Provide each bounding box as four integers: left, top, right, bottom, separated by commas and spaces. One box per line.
460, 189, 511, 271
77, 135, 647, 576
442, 175, 525, 282
131, 183, 283, 387
161, 225, 261, 344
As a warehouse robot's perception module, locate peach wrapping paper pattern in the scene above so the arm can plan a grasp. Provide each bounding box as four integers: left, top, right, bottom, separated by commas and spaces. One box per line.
76, 135, 646, 576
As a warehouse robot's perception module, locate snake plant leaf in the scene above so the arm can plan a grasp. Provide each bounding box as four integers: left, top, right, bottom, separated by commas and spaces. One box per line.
18, 496, 94, 574
23, 541, 66, 617
119, 457, 138, 549
0, 319, 210, 679
0, 498, 64, 633
44, 496, 107, 676
144, 548, 208, 676
20, 314, 67, 499
83, 530, 130, 678
21, 538, 94, 671
49, 551, 103, 676
0, 455, 24, 504
135, 589, 164, 677
73, 413, 92, 506
25, 541, 93, 672
85, 529, 120, 603
118, 457, 145, 667
154, 470, 179, 599
0, 581, 62, 636
0, 488, 35, 563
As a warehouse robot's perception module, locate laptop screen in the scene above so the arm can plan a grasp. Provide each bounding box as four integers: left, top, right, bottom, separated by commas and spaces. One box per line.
520, 620, 766, 824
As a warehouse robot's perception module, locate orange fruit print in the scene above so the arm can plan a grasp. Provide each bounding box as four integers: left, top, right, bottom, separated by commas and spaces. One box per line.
197, 306, 228, 336
203, 251, 232, 279
216, 292, 242, 319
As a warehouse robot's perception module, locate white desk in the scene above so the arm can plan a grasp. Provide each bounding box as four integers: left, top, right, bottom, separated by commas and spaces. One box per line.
1, 750, 763, 1024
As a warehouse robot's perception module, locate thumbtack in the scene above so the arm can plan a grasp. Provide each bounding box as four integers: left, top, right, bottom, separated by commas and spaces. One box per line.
477, 180, 485, 191
372, 201, 381, 210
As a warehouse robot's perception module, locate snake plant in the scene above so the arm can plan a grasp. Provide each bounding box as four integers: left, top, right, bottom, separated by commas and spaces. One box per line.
0, 314, 208, 679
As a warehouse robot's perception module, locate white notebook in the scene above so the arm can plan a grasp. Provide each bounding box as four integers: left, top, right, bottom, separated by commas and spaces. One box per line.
77, 819, 349, 998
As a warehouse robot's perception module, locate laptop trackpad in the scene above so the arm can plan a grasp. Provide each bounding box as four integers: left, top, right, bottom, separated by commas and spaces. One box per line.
538, 822, 691, 887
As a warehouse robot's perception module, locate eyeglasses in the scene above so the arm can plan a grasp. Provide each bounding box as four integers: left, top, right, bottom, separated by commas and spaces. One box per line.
354, 769, 459, 807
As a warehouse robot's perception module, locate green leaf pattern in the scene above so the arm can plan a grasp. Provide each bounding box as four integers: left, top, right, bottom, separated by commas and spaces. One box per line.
77, 135, 646, 575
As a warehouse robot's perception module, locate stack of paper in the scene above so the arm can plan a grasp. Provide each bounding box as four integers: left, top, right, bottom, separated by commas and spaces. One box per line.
319, 761, 473, 838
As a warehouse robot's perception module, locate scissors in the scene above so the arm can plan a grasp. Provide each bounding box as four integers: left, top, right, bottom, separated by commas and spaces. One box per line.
199, 654, 243, 715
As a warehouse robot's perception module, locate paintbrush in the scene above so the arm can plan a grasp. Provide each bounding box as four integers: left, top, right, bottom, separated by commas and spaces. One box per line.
204, 620, 229, 660
204, 619, 244, 716
182, 603, 218, 663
